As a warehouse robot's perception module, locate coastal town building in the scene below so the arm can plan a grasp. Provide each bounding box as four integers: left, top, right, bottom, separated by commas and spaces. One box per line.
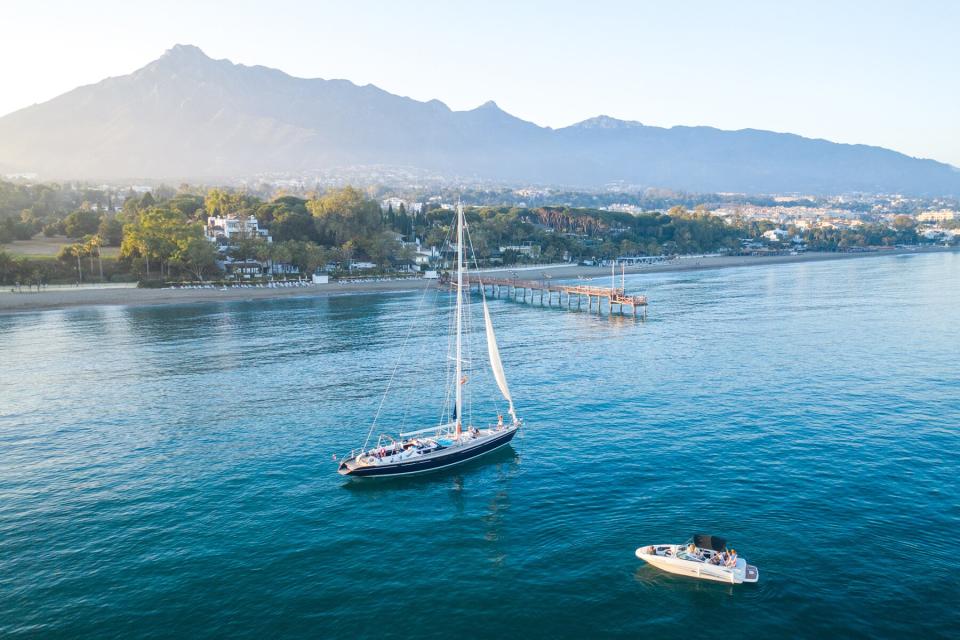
223, 260, 264, 278
204, 215, 272, 243
407, 238, 440, 266
917, 210, 958, 222
603, 203, 645, 215
202, 214, 304, 279
499, 242, 541, 258
608, 256, 671, 266
380, 197, 423, 213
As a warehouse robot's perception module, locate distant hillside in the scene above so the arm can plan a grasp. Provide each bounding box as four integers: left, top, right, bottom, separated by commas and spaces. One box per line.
1, 44, 958, 195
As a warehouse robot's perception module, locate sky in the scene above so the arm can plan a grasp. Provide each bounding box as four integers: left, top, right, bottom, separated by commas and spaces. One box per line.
3, 0, 959, 166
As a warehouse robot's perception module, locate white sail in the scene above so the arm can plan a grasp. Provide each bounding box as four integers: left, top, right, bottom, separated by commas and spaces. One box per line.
482, 295, 515, 421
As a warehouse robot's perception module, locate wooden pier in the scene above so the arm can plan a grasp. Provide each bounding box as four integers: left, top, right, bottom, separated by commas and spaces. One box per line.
462, 276, 648, 318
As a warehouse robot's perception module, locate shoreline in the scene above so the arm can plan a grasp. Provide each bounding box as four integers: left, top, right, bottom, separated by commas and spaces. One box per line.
1, 246, 955, 314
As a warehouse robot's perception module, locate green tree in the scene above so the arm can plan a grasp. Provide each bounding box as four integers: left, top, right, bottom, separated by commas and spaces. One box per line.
271, 211, 318, 243
63, 209, 100, 238
307, 186, 382, 246
283, 241, 330, 275
205, 189, 253, 218
0, 250, 22, 285
175, 237, 220, 281
892, 215, 915, 232
265, 241, 293, 276
97, 215, 124, 246
121, 207, 200, 279
84, 234, 105, 281
228, 236, 268, 263
341, 239, 358, 272
366, 231, 402, 270
57, 243, 87, 282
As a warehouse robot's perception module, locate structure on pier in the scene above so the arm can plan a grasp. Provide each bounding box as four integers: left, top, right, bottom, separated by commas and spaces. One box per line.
462, 275, 647, 318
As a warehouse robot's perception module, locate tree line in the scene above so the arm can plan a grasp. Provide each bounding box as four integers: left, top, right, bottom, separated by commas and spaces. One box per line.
0, 179, 949, 287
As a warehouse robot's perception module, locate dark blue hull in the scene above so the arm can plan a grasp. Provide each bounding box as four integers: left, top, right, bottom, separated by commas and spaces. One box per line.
342, 428, 518, 478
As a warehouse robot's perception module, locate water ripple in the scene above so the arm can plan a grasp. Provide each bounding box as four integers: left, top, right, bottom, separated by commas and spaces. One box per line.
0, 252, 958, 638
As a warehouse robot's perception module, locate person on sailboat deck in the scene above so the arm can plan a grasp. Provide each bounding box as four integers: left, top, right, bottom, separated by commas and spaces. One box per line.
497, 414, 504, 428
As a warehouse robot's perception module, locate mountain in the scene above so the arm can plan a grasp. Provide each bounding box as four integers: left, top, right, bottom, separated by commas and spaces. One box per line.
1, 44, 958, 195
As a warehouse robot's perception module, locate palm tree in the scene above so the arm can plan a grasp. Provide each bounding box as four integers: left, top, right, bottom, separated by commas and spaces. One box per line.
84, 234, 104, 281
58, 243, 86, 283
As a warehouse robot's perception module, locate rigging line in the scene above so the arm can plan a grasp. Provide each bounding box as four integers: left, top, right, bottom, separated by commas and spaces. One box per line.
362, 249, 437, 452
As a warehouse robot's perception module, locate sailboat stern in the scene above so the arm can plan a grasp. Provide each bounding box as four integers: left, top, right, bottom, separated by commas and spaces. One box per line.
337, 456, 358, 476
337, 452, 374, 476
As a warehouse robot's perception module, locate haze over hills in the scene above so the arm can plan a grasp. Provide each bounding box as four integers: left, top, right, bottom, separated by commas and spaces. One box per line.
1, 44, 958, 195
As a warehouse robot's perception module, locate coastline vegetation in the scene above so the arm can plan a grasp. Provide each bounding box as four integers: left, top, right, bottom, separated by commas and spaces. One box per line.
0, 179, 940, 287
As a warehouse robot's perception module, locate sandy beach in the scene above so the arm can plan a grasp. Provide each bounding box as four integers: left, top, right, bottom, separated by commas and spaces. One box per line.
1, 247, 954, 314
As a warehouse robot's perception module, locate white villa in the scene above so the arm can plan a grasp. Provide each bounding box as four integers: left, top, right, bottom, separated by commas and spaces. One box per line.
410, 238, 440, 265
205, 215, 272, 244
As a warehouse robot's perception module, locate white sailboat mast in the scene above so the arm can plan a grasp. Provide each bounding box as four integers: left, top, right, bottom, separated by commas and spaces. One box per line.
455, 202, 464, 435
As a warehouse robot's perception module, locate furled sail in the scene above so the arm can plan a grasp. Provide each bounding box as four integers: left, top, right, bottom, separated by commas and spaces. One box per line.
482, 295, 515, 420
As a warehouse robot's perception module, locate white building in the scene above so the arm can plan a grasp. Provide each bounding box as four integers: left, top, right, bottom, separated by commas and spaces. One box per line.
380, 198, 424, 214
604, 203, 644, 215
409, 238, 440, 266
499, 242, 541, 258
917, 210, 958, 223
205, 215, 272, 243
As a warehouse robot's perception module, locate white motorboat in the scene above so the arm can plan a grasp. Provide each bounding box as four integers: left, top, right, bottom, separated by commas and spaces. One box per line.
635, 534, 759, 584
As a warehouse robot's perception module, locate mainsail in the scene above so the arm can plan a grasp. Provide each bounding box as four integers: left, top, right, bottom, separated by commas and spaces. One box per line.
482, 295, 515, 421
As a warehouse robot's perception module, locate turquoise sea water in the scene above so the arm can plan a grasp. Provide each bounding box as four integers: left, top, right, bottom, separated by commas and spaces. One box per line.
1, 252, 958, 638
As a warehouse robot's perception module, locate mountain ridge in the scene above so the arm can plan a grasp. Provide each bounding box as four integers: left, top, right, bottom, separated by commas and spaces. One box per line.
1, 44, 957, 195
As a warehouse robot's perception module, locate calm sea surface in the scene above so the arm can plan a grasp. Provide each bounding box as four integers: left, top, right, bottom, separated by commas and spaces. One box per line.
1, 252, 958, 639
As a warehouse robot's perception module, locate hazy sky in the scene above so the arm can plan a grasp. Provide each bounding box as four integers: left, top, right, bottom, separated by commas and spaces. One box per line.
3, 0, 958, 166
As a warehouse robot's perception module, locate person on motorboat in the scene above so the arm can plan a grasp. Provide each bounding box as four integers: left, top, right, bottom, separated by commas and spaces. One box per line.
725, 549, 737, 567
686, 543, 703, 560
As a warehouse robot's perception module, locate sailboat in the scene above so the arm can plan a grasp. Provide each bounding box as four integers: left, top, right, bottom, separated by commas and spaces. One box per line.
338, 203, 522, 478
